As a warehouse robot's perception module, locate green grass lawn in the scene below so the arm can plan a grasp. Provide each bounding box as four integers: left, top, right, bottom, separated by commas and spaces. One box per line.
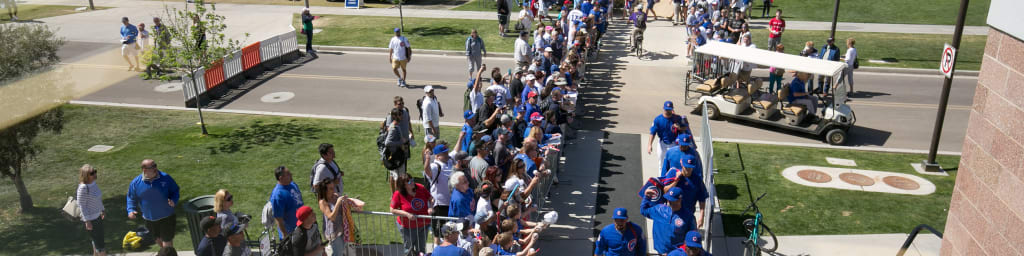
0, 4, 112, 23
296, 14, 516, 52
749, 29, 986, 70
712, 142, 960, 236
0, 104, 457, 254
744, 0, 990, 26
158, 0, 466, 9
451, 0, 498, 11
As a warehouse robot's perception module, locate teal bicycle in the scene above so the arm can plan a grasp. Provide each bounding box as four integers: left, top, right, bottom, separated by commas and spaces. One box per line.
740, 173, 778, 256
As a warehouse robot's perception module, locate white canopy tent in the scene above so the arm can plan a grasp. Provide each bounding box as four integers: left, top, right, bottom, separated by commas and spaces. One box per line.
695, 41, 848, 79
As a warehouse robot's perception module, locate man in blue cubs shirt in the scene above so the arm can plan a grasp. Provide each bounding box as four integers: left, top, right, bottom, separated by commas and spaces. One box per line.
667, 231, 712, 256
661, 133, 702, 180
270, 166, 304, 239
641, 187, 690, 254
662, 160, 709, 233
648, 101, 691, 162
595, 208, 646, 256
127, 159, 180, 249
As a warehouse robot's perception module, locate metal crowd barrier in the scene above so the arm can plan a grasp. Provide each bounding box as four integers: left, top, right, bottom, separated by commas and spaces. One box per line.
345, 211, 461, 256
182, 67, 207, 102
698, 102, 717, 251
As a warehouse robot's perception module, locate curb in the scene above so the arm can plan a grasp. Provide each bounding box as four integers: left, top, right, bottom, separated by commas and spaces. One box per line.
311, 45, 516, 58
855, 66, 979, 77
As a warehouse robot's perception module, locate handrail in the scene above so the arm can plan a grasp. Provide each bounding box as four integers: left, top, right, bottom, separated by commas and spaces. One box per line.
895, 224, 943, 256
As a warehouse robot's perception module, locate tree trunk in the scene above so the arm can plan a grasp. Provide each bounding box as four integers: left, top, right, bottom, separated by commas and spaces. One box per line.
12, 166, 33, 212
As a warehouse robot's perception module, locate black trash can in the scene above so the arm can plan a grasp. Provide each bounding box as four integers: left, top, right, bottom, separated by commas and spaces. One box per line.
184, 195, 216, 249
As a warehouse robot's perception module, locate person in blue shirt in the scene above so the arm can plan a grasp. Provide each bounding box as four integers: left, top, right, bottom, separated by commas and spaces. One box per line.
648, 101, 691, 162
127, 159, 180, 249
661, 134, 702, 179
448, 172, 476, 218
270, 166, 304, 239
661, 161, 709, 233
787, 72, 817, 116
460, 110, 477, 153
120, 17, 141, 71
581, 0, 593, 16
434, 221, 473, 256
641, 187, 691, 254
594, 208, 646, 256
817, 38, 841, 94
667, 231, 712, 256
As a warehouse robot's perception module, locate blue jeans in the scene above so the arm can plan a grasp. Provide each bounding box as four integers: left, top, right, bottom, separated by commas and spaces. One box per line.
400, 226, 427, 256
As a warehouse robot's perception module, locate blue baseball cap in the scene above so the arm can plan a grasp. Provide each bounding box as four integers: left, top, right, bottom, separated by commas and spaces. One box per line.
665, 187, 683, 202
394, 27, 401, 32
612, 208, 628, 220
676, 134, 694, 148
467, 78, 476, 89
685, 231, 703, 248
433, 144, 449, 155
682, 154, 697, 169
663, 101, 674, 110
464, 110, 476, 120
549, 65, 560, 73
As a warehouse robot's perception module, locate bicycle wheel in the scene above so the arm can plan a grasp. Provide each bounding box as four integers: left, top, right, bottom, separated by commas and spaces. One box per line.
742, 239, 760, 256
758, 223, 779, 253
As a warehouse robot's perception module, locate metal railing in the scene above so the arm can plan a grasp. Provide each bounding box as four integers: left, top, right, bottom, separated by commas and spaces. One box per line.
342, 210, 462, 256
895, 224, 943, 256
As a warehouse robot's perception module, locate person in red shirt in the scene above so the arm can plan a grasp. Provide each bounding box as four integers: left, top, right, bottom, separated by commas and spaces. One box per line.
768, 9, 785, 51
391, 172, 433, 255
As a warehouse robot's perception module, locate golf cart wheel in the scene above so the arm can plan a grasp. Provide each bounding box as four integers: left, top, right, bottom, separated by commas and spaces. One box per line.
705, 102, 721, 120
825, 128, 847, 145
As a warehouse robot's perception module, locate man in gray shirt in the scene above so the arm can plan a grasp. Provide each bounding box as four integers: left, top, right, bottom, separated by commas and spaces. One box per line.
385, 96, 414, 156
469, 135, 492, 187
465, 29, 487, 79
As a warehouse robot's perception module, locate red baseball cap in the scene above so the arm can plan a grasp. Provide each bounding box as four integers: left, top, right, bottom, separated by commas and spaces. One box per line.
528, 91, 538, 99
296, 205, 314, 227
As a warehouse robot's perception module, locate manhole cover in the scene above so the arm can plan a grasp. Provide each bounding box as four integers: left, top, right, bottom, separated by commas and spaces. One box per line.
797, 169, 832, 183
839, 173, 875, 186
154, 82, 183, 93
260, 92, 295, 103
883, 176, 920, 190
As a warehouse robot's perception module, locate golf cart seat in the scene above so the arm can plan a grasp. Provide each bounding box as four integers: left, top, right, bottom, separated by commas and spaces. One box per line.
695, 73, 736, 94
750, 79, 776, 119
778, 84, 808, 125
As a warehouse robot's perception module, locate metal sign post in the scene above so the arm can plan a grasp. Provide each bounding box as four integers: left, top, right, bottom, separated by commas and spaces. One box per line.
924, 0, 970, 172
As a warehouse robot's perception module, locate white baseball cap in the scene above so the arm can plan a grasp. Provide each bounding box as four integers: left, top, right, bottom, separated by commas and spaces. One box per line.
424, 85, 434, 93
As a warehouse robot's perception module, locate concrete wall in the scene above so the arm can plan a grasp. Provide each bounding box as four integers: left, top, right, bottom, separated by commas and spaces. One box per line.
939, 28, 1024, 256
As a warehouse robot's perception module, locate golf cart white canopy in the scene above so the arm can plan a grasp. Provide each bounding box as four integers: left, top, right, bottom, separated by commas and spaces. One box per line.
695, 41, 847, 79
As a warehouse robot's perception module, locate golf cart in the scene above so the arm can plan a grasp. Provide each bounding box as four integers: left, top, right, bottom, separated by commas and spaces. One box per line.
683, 41, 856, 145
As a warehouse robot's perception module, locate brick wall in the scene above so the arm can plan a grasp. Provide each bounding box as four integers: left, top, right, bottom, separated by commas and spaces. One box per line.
940, 28, 1024, 256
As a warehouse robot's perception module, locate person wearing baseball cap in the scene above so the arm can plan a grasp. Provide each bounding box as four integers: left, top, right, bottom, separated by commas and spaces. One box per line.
642, 186, 694, 254
667, 231, 711, 256
460, 110, 478, 153
661, 133, 702, 180
433, 221, 471, 256
425, 143, 455, 244
196, 216, 226, 256
222, 223, 249, 256
422, 85, 441, 138
648, 100, 690, 163
595, 207, 647, 256
523, 90, 541, 121
290, 205, 326, 256
389, 27, 412, 87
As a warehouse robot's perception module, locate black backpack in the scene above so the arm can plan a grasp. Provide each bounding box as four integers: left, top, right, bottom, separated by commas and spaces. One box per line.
309, 159, 339, 193
415, 96, 444, 121
275, 229, 298, 256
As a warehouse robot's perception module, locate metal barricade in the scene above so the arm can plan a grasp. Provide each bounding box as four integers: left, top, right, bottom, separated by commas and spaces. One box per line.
260, 35, 282, 63
347, 211, 460, 256
223, 50, 243, 80
698, 102, 717, 251
279, 27, 299, 54
182, 68, 207, 102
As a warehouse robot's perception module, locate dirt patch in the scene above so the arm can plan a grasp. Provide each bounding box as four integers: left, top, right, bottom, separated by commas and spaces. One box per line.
312, 16, 333, 27
841, 211, 852, 216
780, 205, 795, 213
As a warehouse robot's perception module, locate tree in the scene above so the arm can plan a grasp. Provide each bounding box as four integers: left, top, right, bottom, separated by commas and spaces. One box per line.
0, 24, 67, 212
0, 24, 65, 83
0, 109, 64, 212
148, 0, 244, 135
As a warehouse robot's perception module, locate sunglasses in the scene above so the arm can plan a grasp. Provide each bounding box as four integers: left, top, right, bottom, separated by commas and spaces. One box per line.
407, 180, 415, 185
89, 170, 97, 176
225, 195, 233, 202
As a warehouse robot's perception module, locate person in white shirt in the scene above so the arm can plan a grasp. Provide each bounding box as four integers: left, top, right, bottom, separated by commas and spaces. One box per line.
422, 86, 441, 137
736, 34, 757, 86
519, 4, 535, 33
486, 68, 512, 104
424, 144, 455, 245
514, 31, 532, 71
388, 28, 412, 87
840, 37, 857, 94
77, 164, 107, 256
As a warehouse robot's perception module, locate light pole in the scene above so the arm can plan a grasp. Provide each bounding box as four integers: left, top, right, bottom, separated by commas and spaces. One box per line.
923, 0, 969, 172
829, 0, 840, 40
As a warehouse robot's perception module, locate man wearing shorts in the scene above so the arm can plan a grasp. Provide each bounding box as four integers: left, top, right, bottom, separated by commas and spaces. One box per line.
388, 28, 411, 87
127, 159, 181, 249
385, 96, 414, 191
120, 17, 141, 71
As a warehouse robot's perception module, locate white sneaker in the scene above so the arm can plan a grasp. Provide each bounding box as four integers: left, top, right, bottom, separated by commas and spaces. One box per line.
397, 79, 402, 87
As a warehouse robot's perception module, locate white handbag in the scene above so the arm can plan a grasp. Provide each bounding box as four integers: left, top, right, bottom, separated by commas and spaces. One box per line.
63, 196, 82, 220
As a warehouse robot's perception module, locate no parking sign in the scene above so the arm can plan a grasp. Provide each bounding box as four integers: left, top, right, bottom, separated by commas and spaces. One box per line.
940, 44, 957, 78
